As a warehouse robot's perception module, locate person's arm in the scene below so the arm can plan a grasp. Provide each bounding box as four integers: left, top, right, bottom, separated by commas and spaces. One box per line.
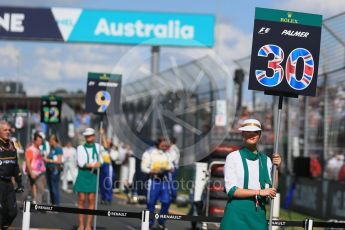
224, 154, 242, 199
224, 153, 277, 199
233, 187, 276, 199
13, 150, 23, 190
76, 146, 87, 168
270, 153, 281, 188
141, 151, 151, 174
25, 149, 35, 179
99, 128, 108, 148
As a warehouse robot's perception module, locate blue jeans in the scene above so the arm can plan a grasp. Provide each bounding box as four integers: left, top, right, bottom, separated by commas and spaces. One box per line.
46, 167, 61, 205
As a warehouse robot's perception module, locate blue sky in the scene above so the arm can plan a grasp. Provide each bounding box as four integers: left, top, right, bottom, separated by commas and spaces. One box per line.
0, 0, 344, 102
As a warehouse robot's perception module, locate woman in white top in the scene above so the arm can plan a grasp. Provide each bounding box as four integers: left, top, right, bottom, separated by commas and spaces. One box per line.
220, 119, 281, 230
74, 128, 103, 230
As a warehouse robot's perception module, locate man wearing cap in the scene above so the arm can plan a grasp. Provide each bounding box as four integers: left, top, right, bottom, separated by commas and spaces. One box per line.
220, 119, 281, 230
74, 128, 103, 230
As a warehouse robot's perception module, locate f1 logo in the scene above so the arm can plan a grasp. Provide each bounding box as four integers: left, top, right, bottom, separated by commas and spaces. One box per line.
258, 27, 271, 34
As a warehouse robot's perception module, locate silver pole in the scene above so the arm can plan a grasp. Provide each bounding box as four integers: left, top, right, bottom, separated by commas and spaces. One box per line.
269, 96, 283, 230
151, 46, 160, 140
323, 74, 328, 162
303, 97, 309, 157
93, 118, 104, 230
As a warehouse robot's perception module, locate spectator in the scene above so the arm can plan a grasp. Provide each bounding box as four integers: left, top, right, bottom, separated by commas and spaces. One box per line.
62, 141, 77, 193
44, 134, 63, 205
118, 144, 134, 192
325, 152, 344, 180
39, 132, 50, 157
99, 132, 114, 205
338, 156, 345, 181
310, 154, 322, 178
25, 132, 46, 203
168, 137, 180, 202
0, 120, 24, 229
74, 128, 103, 230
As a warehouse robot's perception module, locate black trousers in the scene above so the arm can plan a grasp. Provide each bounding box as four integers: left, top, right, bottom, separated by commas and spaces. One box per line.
0, 179, 17, 229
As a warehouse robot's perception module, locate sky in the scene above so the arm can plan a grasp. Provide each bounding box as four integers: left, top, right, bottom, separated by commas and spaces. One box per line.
0, 0, 344, 98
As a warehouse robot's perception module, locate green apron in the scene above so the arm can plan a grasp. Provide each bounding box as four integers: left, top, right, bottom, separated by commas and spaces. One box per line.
74, 144, 99, 193
220, 148, 271, 230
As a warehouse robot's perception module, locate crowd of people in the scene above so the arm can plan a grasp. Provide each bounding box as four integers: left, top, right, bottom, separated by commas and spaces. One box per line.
0, 119, 181, 230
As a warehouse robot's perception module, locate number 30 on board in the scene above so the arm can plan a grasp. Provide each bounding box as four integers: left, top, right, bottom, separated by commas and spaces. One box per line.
255, 44, 314, 90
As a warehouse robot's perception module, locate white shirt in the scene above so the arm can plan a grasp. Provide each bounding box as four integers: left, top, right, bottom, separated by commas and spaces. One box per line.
168, 144, 180, 169
109, 148, 119, 162
62, 146, 77, 163
76, 143, 104, 168
224, 150, 272, 194
141, 147, 173, 174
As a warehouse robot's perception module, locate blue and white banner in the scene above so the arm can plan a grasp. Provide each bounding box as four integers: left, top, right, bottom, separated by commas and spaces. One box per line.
0, 6, 215, 47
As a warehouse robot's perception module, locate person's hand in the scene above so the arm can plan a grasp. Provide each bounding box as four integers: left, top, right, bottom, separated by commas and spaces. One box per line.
260, 188, 277, 199
15, 186, 24, 193
30, 172, 36, 180
272, 153, 281, 168
150, 168, 161, 174
93, 162, 101, 168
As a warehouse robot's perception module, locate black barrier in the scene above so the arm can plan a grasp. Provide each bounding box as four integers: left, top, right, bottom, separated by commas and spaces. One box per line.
29, 203, 142, 219
150, 213, 222, 223
313, 221, 345, 228
24, 203, 345, 229
271, 220, 304, 227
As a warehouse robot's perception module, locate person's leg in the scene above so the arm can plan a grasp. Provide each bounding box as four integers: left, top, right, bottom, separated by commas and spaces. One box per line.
31, 183, 37, 203
0, 181, 5, 228
99, 165, 106, 203
36, 175, 46, 204
51, 170, 61, 205
77, 193, 86, 230
158, 181, 172, 226
62, 163, 69, 191
46, 171, 54, 204
4, 182, 17, 228
105, 164, 113, 203
171, 169, 178, 200
85, 193, 95, 230
147, 179, 159, 227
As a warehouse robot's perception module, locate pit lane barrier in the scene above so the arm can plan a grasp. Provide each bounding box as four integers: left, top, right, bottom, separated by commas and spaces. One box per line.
22, 201, 345, 230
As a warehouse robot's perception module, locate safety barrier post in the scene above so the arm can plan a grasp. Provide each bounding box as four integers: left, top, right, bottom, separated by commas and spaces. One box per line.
272, 193, 280, 230
22, 201, 31, 230
304, 219, 313, 230
141, 210, 150, 230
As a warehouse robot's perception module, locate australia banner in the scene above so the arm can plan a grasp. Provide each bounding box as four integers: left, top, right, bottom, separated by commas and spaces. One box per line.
0, 6, 214, 47
249, 8, 322, 96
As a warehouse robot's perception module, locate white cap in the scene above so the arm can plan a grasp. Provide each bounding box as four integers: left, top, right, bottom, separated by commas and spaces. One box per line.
82, 128, 96, 136
39, 131, 46, 139
238, 119, 262, 132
